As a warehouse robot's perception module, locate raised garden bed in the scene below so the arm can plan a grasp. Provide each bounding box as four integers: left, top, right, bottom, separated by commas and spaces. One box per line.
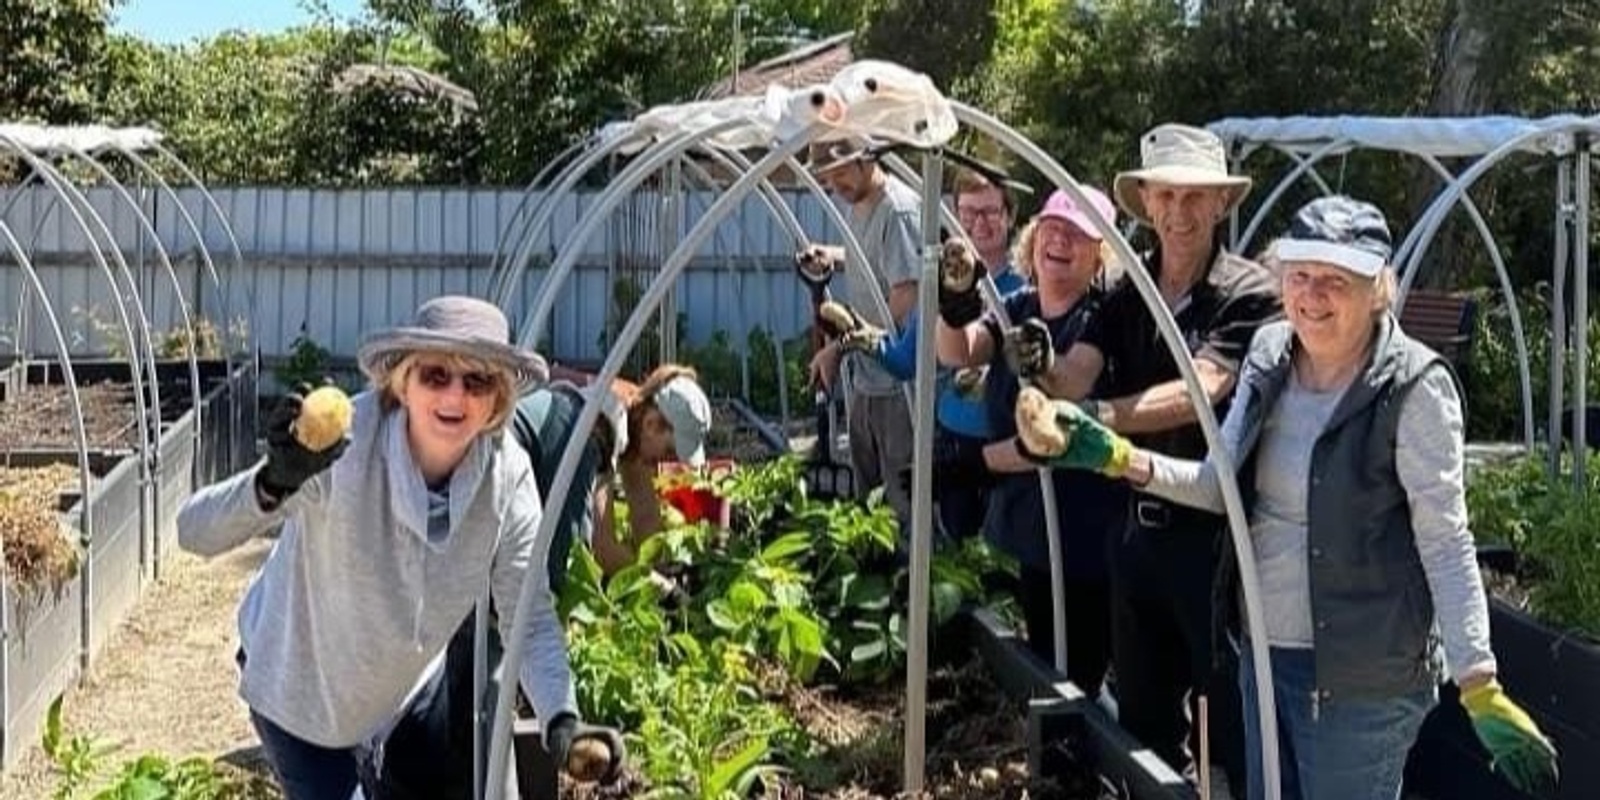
0, 459, 93, 771
0, 357, 256, 772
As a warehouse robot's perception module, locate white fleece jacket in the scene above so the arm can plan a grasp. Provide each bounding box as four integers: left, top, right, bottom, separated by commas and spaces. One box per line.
177, 391, 576, 748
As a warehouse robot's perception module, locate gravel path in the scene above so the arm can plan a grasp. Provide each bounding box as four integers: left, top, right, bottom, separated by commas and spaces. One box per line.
0, 539, 274, 798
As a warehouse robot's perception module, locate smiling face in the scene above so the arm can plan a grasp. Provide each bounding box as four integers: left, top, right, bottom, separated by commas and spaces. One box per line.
956, 185, 1012, 263
1028, 217, 1101, 295
1138, 182, 1230, 259
1280, 260, 1386, 361
388, 352, 511, 475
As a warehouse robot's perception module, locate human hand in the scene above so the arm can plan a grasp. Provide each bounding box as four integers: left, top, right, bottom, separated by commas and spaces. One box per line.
1001, 319, 1054, 381
257, 384, 349, 502
1013, 387, 1131, 477
1461, 679, 1559, 795
937, 238, 987, 327
808, 344, 841, 392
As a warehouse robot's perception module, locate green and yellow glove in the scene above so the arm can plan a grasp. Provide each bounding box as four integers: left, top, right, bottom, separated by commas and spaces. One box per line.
1461, 678, 1558, 795
1013, 386, 1132, 478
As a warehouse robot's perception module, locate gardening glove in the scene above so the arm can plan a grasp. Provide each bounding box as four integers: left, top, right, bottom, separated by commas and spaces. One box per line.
816, 300, 870, 342
1001, 319, 1054, 382
794, 244, 838, 291
1461, 678, 1559, 795
937, 237, 987, 327
545, 713, 628, 783
1013, 386, 1132, 478
952, 365, 987, 399
257, 384, 349, 502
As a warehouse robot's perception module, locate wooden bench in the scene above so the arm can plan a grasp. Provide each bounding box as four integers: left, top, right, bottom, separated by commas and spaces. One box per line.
1398, 289, 1479, 371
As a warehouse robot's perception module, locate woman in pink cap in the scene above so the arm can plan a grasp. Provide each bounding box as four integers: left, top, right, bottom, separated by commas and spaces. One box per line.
924, 185, 1128, 697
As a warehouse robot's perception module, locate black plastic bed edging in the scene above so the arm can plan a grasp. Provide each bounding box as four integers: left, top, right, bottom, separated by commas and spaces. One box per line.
725, 397, 791, 455
955, 607, 1199, 800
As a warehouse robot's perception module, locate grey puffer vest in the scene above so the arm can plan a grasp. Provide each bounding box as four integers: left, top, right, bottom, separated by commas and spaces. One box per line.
1217, 316, 1450, 700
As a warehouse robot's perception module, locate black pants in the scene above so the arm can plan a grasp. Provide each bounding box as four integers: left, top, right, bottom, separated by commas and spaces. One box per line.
934, 427, 990, 541
1018, 564, 1113, 699
371, 614, 485, 799
1109, 499, 1246, 786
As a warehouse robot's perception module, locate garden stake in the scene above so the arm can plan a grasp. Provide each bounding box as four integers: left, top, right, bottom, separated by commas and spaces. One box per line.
1199, 693, 1212, 800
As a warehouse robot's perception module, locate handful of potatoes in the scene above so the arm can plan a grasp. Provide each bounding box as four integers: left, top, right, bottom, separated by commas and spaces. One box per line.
292, 386, 354, 452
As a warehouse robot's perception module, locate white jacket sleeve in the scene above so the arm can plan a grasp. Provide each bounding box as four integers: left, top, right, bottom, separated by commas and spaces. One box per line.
492, 468, 578, 736
177, 461, 313, 557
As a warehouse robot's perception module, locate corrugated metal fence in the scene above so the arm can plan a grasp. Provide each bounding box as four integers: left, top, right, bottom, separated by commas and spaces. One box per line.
0, 185, 858, 366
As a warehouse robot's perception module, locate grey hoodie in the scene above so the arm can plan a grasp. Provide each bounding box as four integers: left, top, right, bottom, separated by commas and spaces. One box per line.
177, 391, 576, 748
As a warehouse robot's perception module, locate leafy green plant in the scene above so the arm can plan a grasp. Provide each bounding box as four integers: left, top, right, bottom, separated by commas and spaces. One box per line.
272, 325, 333, 391
42, 696, 272, 799
1467, 449, 1600, 640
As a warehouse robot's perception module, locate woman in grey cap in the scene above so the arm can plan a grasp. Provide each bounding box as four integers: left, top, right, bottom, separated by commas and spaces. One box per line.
1010, 196, 1557, 800
177, 295, 600, 799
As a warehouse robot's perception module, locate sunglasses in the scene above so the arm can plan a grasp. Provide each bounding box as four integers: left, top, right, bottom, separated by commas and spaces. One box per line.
413, 363, 500, 397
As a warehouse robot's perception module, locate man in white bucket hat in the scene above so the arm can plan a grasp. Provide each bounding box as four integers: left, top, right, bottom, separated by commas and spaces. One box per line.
1003, 123, 1282, 787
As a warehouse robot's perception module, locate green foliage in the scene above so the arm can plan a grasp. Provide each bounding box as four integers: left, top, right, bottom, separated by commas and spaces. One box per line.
678, 326, 810, 416
1464, 286, 1600, 442
272, 326, 333, 391
558, 454, 1013, 794
42, 696, 275, 799
1466, 450, 1600, 640
855, 0, 994, 92
0, 0, 114, 126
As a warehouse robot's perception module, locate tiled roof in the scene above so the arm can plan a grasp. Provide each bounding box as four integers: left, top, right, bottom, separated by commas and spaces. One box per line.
699, 32, 855, 100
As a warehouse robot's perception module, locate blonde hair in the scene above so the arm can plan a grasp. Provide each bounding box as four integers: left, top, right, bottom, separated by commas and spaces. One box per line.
1010, 218, 1120, 285
378, 351, 517, 432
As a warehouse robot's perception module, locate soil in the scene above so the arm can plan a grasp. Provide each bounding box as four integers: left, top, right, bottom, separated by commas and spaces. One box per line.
0, 382, 140, 450
561, 658, 1107, 800
0, 539, 280, 800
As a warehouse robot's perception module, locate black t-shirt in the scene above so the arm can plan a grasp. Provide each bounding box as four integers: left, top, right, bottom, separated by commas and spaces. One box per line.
1079, 245, 1282, 459
979, 286, 1127, 577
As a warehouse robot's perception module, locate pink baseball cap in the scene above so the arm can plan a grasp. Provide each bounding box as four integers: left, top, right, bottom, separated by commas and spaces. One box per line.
1035, 186, 1116, 240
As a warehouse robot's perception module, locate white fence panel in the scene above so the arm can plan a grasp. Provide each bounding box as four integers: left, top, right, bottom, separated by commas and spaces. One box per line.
2, 185, 859, 365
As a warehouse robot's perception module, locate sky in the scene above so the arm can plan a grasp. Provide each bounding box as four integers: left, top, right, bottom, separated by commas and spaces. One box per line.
112, 0, 370, 44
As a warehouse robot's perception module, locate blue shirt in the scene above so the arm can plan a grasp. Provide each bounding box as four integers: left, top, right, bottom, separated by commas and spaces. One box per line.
871, 263, 1028, 438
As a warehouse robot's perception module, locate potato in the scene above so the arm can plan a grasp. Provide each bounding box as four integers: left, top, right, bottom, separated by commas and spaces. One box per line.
1015, 386, 1069, 458
293, 386, 354, 452
566, 736, 613, 783
818, 301, 857, 333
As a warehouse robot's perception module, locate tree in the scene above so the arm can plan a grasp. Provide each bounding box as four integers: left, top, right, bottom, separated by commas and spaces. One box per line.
0, 0, 118, 123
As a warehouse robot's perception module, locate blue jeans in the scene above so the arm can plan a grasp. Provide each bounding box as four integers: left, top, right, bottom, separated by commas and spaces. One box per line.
250, 709, 362, 800
1239, 645, 1435, 800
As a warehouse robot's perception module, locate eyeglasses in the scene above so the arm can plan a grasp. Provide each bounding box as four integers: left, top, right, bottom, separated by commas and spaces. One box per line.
958, 206, 1008, 223
414, 363, 500, 396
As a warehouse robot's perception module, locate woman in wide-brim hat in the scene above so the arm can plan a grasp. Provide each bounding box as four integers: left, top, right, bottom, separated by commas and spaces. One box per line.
177, 295, 597, 799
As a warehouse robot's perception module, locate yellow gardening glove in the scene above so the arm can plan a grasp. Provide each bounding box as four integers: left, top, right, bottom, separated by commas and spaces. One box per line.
1461, 678, 1558, 796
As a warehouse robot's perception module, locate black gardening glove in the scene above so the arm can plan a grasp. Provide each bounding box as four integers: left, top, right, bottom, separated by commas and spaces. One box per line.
256, 384, 349, 502
545, 713, 627, 783
937, 237, 987, 327
1001, 319, 1054, 382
